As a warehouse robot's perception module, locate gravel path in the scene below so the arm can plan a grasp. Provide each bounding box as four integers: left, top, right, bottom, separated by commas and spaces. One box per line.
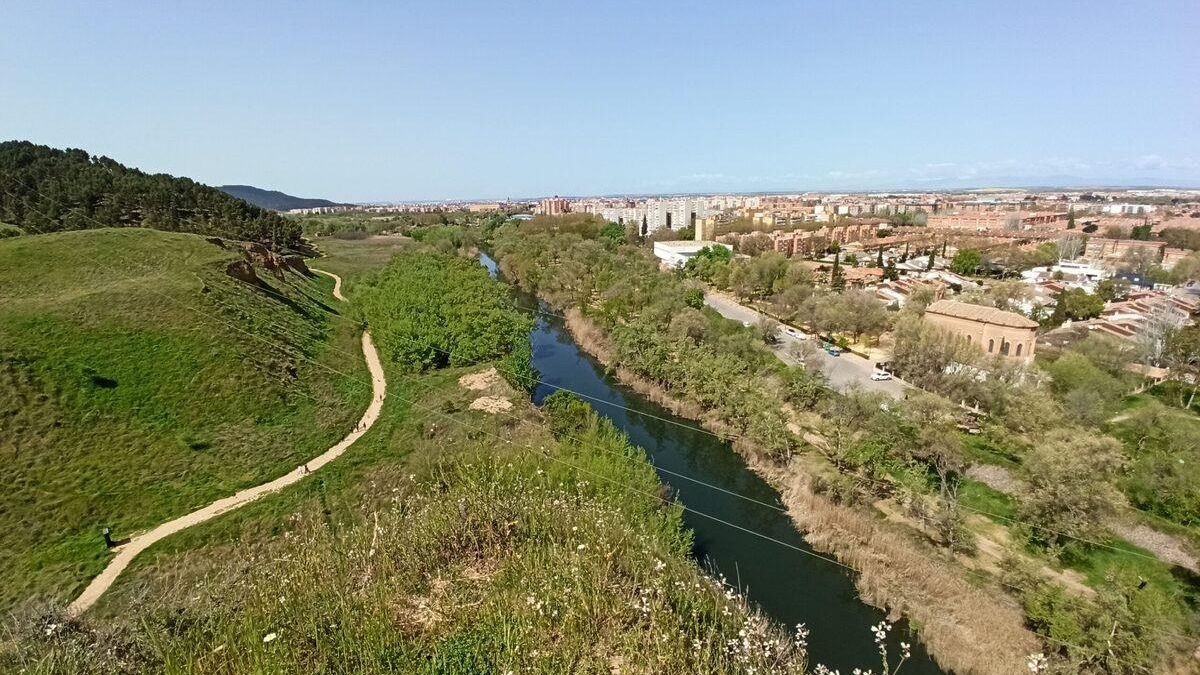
68, 269, 384, 614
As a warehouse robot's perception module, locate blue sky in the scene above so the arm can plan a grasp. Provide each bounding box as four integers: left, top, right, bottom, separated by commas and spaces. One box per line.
2, 1, 1198, 201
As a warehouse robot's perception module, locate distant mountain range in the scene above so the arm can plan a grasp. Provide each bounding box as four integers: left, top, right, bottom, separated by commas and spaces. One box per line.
218, 185, 347, 211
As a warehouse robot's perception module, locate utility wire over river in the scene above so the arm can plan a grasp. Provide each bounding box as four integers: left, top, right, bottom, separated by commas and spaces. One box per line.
478, 252, 945, 675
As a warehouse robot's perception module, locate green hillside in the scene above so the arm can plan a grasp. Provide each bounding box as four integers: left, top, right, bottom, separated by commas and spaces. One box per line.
5, 242, 811, 674
0, 141, 301, 248
0, 228, 367, 610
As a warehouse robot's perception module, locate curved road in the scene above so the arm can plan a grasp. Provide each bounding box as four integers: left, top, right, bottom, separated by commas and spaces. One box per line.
68, 268, 384, 614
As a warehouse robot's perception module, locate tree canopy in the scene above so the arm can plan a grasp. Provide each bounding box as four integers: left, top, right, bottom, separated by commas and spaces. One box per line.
356, 251, 534, 388
949, 249, 982, 275
0, 141, 300, 248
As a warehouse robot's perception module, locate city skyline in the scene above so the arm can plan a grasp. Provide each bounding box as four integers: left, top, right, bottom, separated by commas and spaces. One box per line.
3, 0, 1198, 201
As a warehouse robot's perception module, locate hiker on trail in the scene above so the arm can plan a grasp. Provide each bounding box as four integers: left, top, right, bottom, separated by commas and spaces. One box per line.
101, 527, 114, 548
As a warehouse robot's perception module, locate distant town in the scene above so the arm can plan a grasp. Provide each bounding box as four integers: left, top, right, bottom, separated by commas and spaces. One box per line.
293, 187, 1199, 374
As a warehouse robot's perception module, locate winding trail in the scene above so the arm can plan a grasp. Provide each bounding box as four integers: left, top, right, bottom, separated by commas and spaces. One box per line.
68, 268, 384, 615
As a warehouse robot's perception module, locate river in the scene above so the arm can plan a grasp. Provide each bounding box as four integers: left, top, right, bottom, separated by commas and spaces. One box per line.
479, 252, 945, 674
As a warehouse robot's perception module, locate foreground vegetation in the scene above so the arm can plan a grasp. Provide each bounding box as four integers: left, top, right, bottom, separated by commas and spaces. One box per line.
0, 141, 301, 248
0, 228, 367, 611
2, 238, 850, 674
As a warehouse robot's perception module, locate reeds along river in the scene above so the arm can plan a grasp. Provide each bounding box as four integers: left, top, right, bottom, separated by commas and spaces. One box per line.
479, 253, 946, 674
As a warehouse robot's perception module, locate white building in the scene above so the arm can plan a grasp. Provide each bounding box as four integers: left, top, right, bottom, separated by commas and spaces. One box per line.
652, 240, 731, 269
1100, 203, 1158, 215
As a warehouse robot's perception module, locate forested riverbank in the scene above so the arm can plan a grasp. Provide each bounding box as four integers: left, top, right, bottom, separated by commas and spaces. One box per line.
554, 301, 1038, 675
489, 215, 1200, 675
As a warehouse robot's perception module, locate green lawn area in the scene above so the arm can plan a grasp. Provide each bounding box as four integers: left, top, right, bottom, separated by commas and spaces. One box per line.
0, 229, 369, 611
1058, 537, 1200, 609
961, 432, 1021, 469
309, 235, 412, 297
958, 478, 1019, 523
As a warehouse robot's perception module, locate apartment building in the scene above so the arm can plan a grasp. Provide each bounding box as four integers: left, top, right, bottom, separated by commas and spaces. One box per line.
536, 197, 570, 216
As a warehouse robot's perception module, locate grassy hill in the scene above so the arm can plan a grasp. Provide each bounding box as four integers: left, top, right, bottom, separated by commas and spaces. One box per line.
0, 141, 301, 248
218, 184, 344, 211
3, 240, 813, 674
0, 228, 368, 610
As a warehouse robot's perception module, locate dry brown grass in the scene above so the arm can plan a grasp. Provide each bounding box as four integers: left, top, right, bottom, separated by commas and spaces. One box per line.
758, 457, 1043, 675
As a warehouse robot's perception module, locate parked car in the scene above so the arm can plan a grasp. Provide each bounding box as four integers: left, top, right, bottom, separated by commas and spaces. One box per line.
870, 370, 892, 381
825, 346, 841, 356
783, 326, 807, 339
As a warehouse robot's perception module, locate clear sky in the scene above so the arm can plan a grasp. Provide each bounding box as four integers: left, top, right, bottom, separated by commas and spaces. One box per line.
2, 1, 1198, 201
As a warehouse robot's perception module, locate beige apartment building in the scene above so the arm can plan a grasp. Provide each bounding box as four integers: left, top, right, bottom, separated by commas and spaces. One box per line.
536, 197, 570, 216
926, 211, 1067, 230
924, 300, 1038, 362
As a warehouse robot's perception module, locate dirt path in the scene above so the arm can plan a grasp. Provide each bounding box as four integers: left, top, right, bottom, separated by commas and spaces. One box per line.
68, 269, 384, 615
312, 267, 346, 301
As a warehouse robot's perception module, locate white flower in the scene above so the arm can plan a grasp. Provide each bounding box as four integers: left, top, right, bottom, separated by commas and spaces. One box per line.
263, 632, 278, 643
577, 544, 587, 550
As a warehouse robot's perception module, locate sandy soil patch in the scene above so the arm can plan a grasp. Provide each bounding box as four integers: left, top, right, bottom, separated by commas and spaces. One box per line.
469, 396, 512, 414
458, 367, 502, 391
965, 463, 1025, 495
1111, 522, 1198, 573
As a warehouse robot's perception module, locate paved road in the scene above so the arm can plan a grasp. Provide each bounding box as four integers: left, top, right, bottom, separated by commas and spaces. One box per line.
704, 292, 908, 399
68, 269, 386, 615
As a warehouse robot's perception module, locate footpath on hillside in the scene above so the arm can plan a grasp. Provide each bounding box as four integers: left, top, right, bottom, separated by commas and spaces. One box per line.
68, 269, 383, 615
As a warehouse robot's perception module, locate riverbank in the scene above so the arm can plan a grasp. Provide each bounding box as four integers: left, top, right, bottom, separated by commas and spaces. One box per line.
557, 306, 1042, 675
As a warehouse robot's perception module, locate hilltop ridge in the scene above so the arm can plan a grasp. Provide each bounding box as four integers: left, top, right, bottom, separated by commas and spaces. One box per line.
217, 184, 345, 211
0, 141, 301, 249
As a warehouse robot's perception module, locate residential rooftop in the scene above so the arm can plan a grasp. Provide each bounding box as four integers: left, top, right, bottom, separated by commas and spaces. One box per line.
925, 299, 1039, 329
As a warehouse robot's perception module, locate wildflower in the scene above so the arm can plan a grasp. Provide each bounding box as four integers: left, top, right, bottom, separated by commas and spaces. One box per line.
1027, 653, 1049, 673
576, 544, 587, 550
263, 632, 278, 643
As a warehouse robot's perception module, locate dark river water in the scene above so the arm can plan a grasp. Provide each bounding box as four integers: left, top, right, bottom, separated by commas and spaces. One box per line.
479, 253, 945, 674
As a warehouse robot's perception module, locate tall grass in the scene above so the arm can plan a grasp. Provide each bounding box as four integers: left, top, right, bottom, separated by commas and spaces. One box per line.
4, 400, 812, 674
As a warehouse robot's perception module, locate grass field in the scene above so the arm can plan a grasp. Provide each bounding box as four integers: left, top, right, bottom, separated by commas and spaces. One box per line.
309, 234, 412, 297
0, 228, 369, 611
958, 479, 1019, 523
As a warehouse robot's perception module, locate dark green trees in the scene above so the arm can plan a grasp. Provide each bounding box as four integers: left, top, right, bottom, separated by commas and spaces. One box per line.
0, 141, 300, 248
